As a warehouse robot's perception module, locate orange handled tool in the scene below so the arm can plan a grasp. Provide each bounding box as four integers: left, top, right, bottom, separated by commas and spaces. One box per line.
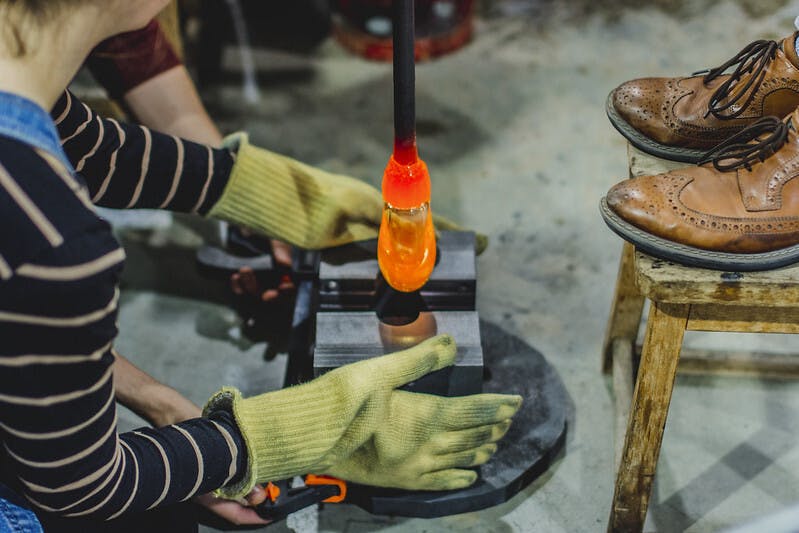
254, 475, 346, 521
377, 0, 436, 293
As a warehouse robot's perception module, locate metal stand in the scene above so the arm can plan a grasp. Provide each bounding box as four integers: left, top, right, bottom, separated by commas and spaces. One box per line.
286, 231, 569, 517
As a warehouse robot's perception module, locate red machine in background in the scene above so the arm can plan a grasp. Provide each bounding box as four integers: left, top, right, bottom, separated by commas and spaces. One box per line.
333, 0, 475, 61
191, 0, 475, 86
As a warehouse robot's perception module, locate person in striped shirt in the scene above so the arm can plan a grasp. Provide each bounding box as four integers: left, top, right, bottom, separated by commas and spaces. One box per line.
87, 14, 296, 302
84, 16, 284, 526
0, 1, 522, 531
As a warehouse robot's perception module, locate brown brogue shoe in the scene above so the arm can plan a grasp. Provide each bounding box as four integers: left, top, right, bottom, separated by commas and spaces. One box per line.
601, 111, 799, 271
607, 33, 799, 163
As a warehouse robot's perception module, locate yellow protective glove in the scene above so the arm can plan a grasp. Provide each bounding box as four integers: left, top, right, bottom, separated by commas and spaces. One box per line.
203, 335, 521, 499
432, 213, 488, 256
207, 133, 488, 253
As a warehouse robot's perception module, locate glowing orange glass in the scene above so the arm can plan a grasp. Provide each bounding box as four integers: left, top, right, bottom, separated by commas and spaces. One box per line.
378, 146, 436, 292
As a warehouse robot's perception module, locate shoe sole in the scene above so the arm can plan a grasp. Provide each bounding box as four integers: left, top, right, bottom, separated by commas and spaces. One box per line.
599, 197, 799, 271
605, 93, 707, 164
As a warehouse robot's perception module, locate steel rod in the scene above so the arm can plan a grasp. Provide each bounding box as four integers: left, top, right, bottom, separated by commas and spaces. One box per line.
393, 0, 416, 163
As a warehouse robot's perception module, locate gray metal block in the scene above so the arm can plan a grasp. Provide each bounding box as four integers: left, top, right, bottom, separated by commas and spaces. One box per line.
314, 311, 483, 396
319, 231, 477, 310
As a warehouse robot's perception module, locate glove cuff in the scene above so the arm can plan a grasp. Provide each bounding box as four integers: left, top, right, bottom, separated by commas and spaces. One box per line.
203, 387, 257, 499
203, 383, 342, 499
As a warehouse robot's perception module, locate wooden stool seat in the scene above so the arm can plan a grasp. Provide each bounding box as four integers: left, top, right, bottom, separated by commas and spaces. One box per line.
602, 145, 799, 533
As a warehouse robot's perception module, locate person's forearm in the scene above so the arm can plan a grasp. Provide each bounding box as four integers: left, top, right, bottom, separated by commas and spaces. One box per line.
113, 350, 201, 427
53, 90, 233, 213
124, 65, 224, 147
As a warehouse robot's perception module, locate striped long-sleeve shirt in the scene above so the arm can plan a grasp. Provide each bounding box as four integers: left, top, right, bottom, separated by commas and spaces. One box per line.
0, 90, 248, 520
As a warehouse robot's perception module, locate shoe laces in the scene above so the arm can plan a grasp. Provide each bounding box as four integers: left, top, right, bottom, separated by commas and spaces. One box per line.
696, 39, 779, 120
697, 116, 789, 171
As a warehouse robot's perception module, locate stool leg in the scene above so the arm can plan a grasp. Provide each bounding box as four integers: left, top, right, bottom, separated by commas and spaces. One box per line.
612, 338, 635, 471
602, 243, 646, 374
608, 302, 688, 533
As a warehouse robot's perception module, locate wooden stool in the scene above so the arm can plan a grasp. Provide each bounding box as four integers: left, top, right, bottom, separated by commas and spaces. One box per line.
602, 145, 799, 533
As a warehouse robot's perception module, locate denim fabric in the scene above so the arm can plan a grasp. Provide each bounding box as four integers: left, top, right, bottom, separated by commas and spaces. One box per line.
0, 91, 73, 172
0, 91, 68, 532
0, 483, 43, 533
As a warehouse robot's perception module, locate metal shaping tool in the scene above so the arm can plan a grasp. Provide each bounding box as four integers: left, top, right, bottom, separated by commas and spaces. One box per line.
319, 231, 476, 311
197, 230, 569, 519
315, 311, 483, 397
289, 231, 568, 517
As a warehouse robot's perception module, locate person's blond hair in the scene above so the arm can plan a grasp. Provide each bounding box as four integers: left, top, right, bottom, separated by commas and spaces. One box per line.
0, 1, 85, 57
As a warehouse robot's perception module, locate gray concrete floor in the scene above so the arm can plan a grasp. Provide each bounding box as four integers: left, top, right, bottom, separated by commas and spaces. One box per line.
113, 1, 799, 531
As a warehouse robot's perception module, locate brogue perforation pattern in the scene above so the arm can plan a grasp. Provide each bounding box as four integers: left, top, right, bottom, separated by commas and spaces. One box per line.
668, 78, 799, 141
662, 172, 799, 234
667, 78, 744, 141
610, 40, 799, 153
745, 154, 799, 210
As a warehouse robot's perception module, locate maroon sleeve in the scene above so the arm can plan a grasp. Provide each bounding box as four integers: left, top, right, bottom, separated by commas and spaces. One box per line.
86, 20, 182, 99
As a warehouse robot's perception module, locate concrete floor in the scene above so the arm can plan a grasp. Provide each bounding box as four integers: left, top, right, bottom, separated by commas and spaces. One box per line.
112, 1, 799, 531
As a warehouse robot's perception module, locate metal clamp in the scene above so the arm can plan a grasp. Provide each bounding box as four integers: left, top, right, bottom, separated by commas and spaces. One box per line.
254, 475, 346, 521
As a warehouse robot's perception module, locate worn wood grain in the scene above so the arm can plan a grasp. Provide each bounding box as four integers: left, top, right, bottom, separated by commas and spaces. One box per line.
612, 339, 635, 472
627, 144, 688, 178
676, 347, 799, 379
603, 243, 647, 373
630, 344, 799, 379
609, 302, 688, 533
634, 252, 799, 306
687, 304, 799, 333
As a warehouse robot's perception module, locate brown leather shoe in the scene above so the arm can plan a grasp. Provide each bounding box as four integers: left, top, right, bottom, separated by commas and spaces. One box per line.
607, 33, 799, 163
601, 110, 799, 271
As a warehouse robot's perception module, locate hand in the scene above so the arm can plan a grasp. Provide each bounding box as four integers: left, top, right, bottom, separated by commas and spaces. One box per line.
208, 133, 383, 250
113, 351, 204, 427
195, 487, 270, 527
209, 133, 490, 253
204, 335, 522, 499
230, 238, 294, 302
325, 389, 514, 489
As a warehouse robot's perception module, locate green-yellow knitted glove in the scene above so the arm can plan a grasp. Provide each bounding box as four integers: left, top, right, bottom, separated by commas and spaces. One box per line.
207, 133, 488, 253
207, 133, 382, 249
324, 389, 514, 489
203, 335, 521, 499
432, 213, 488, 256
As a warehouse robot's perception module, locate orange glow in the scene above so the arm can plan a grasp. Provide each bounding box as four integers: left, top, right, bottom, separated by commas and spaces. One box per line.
382, 153, 430, 209
379, 144, 436, 292
378, 203, 436, 292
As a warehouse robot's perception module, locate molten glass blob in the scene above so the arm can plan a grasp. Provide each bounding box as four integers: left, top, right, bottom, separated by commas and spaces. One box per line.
377, 148, 436, 292
378, 203, 436, 292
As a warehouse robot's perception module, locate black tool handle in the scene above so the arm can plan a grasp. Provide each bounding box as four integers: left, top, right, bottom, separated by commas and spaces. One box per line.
254, 483, 340, 522
196, 245, 275, 273
393, 0, 416, 159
